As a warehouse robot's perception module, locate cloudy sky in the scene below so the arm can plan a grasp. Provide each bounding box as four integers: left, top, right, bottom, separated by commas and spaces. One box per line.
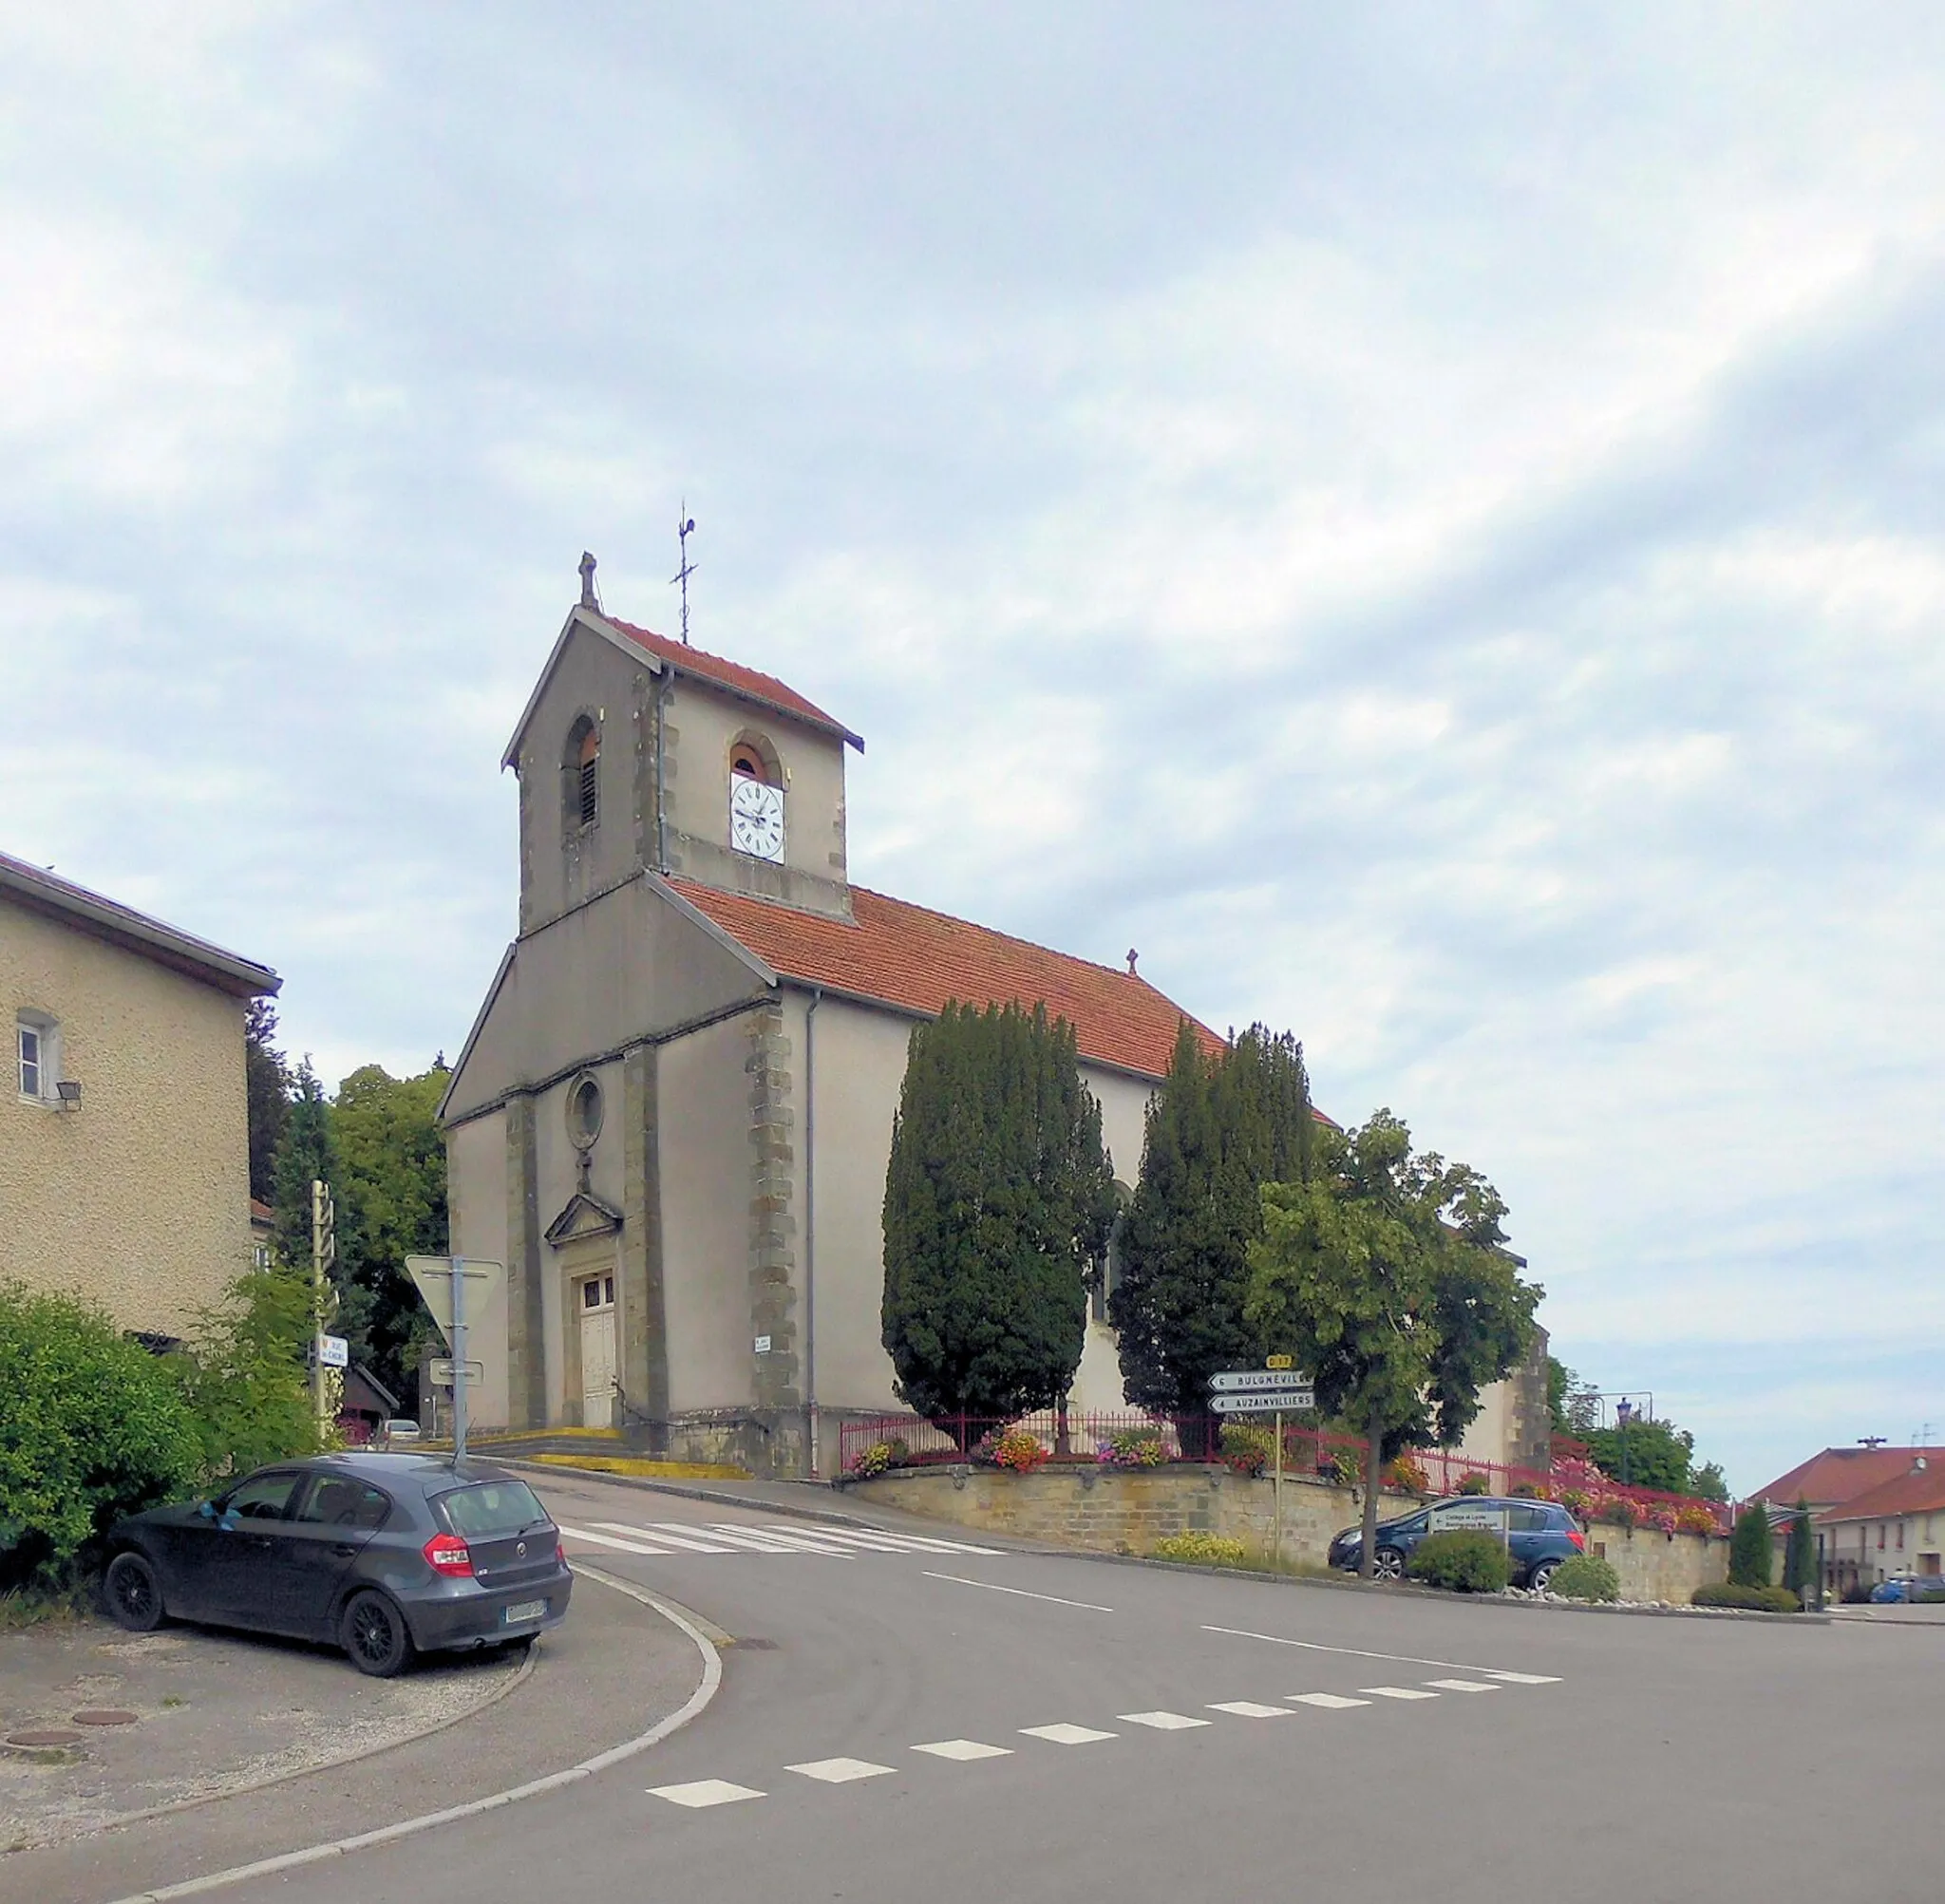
6, 4, 1942, 1490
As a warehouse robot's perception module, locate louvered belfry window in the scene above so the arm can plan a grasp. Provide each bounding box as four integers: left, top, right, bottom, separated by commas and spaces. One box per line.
577, 725, 599, 828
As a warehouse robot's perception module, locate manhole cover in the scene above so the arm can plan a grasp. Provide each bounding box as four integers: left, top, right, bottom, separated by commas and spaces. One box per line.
71, 1710, 141, 1726
7, 1728, 85, 1748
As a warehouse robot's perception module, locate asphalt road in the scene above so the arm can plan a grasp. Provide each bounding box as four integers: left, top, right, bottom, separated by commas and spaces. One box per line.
151, 1473, 1937, 1903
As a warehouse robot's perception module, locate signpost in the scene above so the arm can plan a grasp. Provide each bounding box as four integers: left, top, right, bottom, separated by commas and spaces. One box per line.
406, 1256, 504, 1466
1209, 1366, 1314, 1568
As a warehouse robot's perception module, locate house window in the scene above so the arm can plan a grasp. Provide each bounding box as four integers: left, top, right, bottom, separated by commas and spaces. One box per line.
1878, 1523, 1885, 1549
581, 1274, 614, 1310
1897, 1522, 1904, 1550
16, 1013, 57, 1103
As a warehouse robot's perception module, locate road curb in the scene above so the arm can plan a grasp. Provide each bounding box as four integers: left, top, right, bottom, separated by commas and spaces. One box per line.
1069, 1548, 1833, 1621
104, 1566, 724, 1904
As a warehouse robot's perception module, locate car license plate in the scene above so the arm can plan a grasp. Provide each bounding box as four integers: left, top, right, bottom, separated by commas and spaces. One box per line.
502, 1598, 546, 1625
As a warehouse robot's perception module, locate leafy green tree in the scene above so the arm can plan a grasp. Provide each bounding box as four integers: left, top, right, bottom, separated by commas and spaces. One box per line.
244, 998, 293, 1206
330, 1062, 450, 1399
270, 1059, 366, 1357
1728, 1499, 1772, 1588
170, 1270, 321, 1480
1691, 1461, 1729, 1503
1784, 1499, 1818, 1603
882, 1001, 1117, 1434
1547, 1357, 1598, 1436
1246, 1109, 1539, 1577
1585, 1417, 1695, 1495
1110, 1024, 1313, 1452
0, 1283, 199, 1588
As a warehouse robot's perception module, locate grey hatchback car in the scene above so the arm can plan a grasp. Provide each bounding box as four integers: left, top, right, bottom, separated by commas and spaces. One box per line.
103, 1454, 573, 1675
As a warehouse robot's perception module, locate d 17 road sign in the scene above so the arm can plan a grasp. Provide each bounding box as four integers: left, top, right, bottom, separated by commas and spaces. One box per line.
1210, 1389, 1314, 1414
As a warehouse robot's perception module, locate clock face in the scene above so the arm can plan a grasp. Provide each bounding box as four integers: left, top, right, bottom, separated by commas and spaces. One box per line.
729, 773, 785, 861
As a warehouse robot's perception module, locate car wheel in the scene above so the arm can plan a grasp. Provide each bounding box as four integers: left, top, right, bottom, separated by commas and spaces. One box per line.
341, 1591, 415, 1678
1529, 1558, 1560, 1593
1372, 1546, 1406, 1581
104, 1552, 166, 1632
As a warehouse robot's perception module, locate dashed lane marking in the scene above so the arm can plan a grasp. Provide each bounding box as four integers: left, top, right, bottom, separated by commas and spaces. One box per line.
922, 1573, 1114, 1612
1020, 1723, 1117, 1745
1482, 1671, 1562, 1685
1426, 1679, 1501, 1693
1289, 1693, 1369, 1709
1207, 1701, 1292, 1719
912, 1740, 1012, 1761
1361, 1687, 1440, 1701
647, 1780, 765, 1808
1118, 1711, 1210, 1730
1202, 1624, 1536, 1676
786, 1758, 897, 1783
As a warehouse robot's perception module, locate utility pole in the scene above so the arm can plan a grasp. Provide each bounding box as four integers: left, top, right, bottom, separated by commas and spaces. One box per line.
310, 1178, 335, 1433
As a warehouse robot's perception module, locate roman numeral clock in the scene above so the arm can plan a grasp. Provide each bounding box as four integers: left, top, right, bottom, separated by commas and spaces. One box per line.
729, 773, 785, 861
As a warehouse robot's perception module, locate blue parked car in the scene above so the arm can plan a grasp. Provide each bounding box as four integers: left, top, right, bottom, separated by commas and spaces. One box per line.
1868, 1574, 1945, 1604
1327, 1496, 1587, 1589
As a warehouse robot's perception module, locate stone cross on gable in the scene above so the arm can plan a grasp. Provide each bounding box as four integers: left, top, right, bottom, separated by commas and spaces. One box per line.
578, 551, 598, 610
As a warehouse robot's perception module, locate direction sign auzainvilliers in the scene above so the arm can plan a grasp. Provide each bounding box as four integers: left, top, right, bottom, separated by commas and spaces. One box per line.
1210, 1390, 1314, 1415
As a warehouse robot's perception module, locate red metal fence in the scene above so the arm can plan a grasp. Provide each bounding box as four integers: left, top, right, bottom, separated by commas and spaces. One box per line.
839, 1410, 1734, 1534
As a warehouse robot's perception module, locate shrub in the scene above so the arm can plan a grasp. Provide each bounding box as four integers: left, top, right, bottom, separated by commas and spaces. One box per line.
1323, 1449, 1363, 1488
1675, 1502, 1719, 1536
1407, 1529, 1513, 1593
1693, 1582, 1798, 1613
1153, 1531, 1249, 1567
991, 1427, 1049, 1473
1098, 1427, 1166, 1469
1456, 1471, 1492, 1496
1728, 1501, 1772, 1587
1598, 1493, 1638, 1528
1385, 1455, 1429, 1495
849, 1442, 899, 1478
169, 1270, 320, 1481
1218, 1423, 1271, 1478
0, 1281, 200, 1590
1546, 1554, 1620, 1602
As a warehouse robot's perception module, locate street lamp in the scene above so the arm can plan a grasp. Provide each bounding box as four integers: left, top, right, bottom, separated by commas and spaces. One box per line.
1615, 1398, 1634, 1485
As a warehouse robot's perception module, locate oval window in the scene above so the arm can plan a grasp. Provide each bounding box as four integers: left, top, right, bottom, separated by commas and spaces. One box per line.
567, 1074, 603, 1149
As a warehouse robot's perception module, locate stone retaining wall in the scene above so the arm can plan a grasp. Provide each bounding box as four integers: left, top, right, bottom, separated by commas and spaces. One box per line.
851, 1464, 1729, 1596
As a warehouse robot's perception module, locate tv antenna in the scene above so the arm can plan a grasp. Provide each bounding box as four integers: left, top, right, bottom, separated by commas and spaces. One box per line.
670, 505, 697, 646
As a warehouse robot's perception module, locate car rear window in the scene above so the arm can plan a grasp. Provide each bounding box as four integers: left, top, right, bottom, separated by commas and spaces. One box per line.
441, 1480, 549, 1539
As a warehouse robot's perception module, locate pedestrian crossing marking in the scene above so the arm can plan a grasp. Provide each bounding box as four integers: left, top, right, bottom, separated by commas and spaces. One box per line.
1118, 1711, 1210, 1729
1482, 1671, 1560, 1685
1362, 1687, 1439, 1700
786, 1757, 896, 1783
647, 1779, 765, 1807
1208, 1701, 1291, 1719
1289, 1693, 1369, 1709
558, 1518, 1005, 1559
1425, 1679, 1500, 1693
1020, 1723, 1116, 1744
912, 1739, 1012, 1761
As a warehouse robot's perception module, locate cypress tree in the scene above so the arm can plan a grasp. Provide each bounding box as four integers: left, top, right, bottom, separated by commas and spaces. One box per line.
1110, 1024, 1312, 1449
882, 1001, 1116, 1435
1728, 1499, 1772, 1588
270, 1061, 368, 1356
1784, 1498, 1818, 1602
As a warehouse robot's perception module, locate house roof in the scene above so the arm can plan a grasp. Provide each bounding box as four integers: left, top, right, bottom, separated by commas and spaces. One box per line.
0, 852, 279, 1000
606, 617, 864, 749
1753, 1446, 1936, 1509
670, 878, 1223, 1082
1816, 1460, 1945, 1526
250, 1198, 274, 1226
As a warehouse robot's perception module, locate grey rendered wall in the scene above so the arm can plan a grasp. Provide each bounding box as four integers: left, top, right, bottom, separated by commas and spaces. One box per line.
658, 1013, 759, 1413
444, 1113, 511, 1428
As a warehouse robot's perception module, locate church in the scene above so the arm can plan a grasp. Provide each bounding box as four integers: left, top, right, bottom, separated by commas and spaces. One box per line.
441, 566, 1546, 1478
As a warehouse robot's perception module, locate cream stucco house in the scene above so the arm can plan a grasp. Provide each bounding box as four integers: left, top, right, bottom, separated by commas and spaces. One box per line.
1, 853, 279, 1342
442, 579, 1547, 1478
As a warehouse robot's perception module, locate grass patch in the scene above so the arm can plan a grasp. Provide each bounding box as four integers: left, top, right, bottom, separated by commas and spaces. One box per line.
0, 1578, 94, 1630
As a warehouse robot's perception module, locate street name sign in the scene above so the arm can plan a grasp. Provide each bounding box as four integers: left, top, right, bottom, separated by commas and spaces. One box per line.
316, 1334, 349, 1369
1211, 1387, 1314, 1414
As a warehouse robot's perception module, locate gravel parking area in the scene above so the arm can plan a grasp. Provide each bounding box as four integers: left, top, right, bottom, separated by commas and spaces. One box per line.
1, 1616, 523, 1849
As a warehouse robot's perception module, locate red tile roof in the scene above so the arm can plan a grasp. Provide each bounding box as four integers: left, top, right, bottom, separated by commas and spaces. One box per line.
1754, 1447, 1935, 1508
1816, 1460, 1945, 1525
606, 618, 862, 747
673, 878, 1222, 1081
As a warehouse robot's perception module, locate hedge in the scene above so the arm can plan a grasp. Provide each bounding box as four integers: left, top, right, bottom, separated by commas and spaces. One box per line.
1546, 1554, 1620, 1602
1693, 1581, 1799, 1613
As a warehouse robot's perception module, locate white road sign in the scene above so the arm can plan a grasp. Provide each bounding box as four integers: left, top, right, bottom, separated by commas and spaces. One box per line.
1210, 1388, 1314, 1415
1210, 1369, 1315, 1393
317, 1334, 349, 1368
406, 1256, 505, 1348
1431, 1503, 1509, 1534
431, 1358, 485, 1387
